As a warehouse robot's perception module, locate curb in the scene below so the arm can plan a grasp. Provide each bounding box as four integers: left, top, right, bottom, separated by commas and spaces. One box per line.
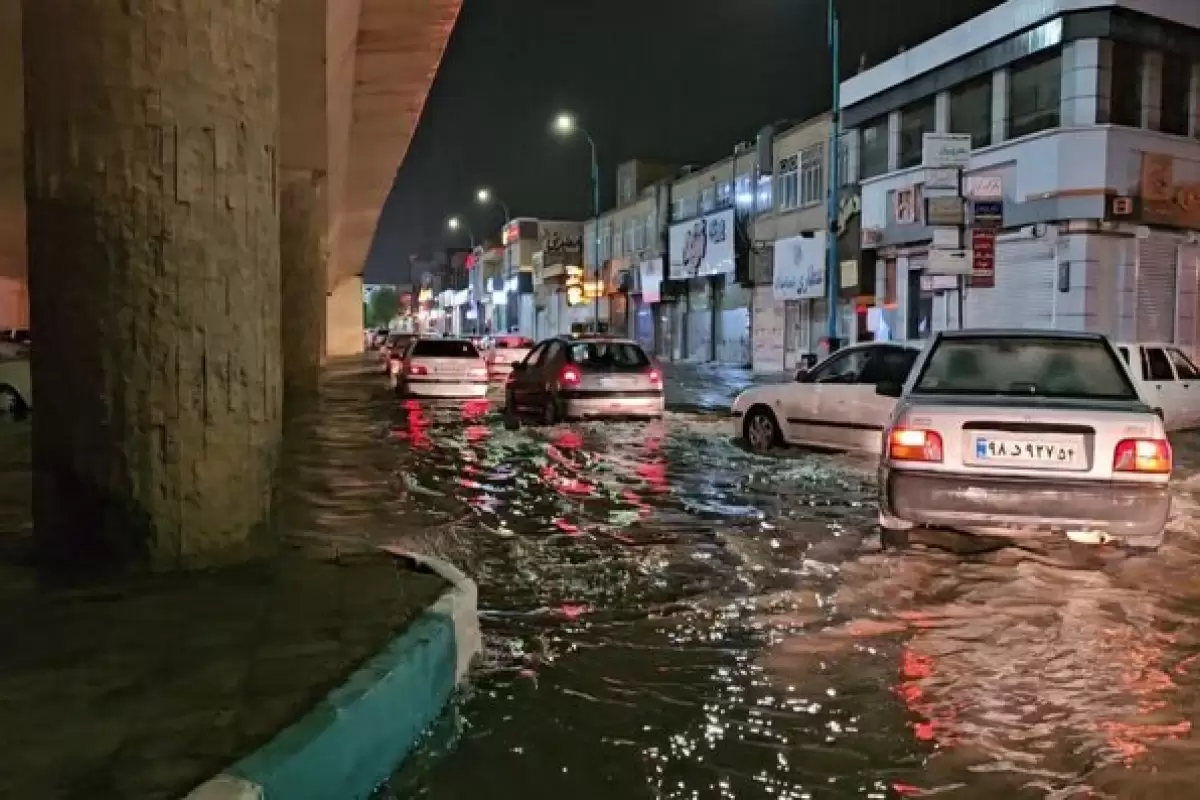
184, 549, 481, 800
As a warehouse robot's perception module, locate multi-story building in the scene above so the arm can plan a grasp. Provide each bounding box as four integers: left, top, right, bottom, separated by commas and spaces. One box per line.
750, 114, 868, 372
844, 0, 1200, 344
661, 147, 763, 364
583, 160, 672, 347
531, 220, 585, 338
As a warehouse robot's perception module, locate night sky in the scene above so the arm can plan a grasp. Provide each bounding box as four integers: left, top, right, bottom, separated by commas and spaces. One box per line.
364, 0, 1007, 284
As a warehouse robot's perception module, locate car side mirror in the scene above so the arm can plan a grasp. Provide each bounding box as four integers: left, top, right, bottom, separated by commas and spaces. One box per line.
875, 381, 903, 398
794, 367, 810, 382
511, 362, 526, 372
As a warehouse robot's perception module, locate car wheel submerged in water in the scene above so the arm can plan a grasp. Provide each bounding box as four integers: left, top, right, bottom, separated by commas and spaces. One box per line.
543, 394, 561, 425
504, 390, 521, 430
743, 407, 780, 452
0, 385, 26, 417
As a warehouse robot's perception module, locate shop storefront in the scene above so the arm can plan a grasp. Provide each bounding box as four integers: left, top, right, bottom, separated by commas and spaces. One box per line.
668, 208, 748, 363
771, 232, 825, 370
635, 257, 663, 352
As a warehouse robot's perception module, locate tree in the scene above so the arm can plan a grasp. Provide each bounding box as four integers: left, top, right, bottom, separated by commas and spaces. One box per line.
366, 286, 400, 328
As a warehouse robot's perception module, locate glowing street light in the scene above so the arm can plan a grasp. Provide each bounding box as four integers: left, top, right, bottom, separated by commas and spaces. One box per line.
551, 111, 600, 327
475, 187, 511, 223
446, 215, 475, 248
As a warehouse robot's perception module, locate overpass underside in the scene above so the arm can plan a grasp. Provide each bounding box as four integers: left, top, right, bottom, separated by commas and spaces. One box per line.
6, 0, 460, 569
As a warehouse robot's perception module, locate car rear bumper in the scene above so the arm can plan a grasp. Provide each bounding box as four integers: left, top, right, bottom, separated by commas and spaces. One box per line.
882, 468, 1170, 539
562, 392, 664, 419
402, 379, 489, 398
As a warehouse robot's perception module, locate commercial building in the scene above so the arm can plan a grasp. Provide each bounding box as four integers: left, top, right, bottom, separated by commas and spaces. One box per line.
844, 0, 1200, 344
662, 149, 761, 364
582, 160, 673, 346
531, 220, 587, 339
750, 114, 870, 372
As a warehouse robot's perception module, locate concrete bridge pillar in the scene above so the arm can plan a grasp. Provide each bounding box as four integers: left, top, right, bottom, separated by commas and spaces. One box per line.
22, 0, 283, 568
280, 169, 328, 398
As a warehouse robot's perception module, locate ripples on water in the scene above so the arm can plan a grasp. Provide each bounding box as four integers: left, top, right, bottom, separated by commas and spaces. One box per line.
284, 379, 1200, 798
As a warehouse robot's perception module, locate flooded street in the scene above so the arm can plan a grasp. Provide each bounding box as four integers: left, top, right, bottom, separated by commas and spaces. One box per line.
362, 365, 1200, 800
5, 362, 1200, 798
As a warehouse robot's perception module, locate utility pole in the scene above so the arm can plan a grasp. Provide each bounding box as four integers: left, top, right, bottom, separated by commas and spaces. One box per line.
825, 0, 842, 353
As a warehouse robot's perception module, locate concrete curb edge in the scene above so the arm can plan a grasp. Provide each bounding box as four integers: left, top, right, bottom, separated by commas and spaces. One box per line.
183, 548, 481, 800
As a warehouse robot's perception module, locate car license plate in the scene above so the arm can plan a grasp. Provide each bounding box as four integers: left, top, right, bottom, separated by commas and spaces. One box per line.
972, 436, 1081, 468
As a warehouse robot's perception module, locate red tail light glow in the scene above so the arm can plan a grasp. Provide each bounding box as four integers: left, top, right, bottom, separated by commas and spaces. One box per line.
407, 363, 428, 375
647, 368, 662, 387
1113, 438, 1171, 474
559, 366, 581, 386
888, 428, 943, 462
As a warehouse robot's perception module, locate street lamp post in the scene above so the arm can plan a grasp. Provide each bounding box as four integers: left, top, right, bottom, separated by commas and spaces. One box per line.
446, 215, 478, 336
825, 0, 842, 352
553, 112, 601, 329
475, 188, 511, 224
447, 215, 476, 249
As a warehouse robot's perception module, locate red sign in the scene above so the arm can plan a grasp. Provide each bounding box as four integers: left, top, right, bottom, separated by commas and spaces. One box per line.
969, 229, 996, 288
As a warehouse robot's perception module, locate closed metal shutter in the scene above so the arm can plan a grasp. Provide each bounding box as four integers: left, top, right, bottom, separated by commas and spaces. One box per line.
1174, 245, 1199, 355
965, 234, 1057, 328
1135, 236, 1178, 343
752, 287, 786, 373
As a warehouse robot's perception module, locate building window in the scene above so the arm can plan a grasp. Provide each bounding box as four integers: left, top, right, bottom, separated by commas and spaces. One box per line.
756, 174, 773, 213
1161, 53, 1192, 136
859, 117, 889, 178
1008, 49, 1061, 139
898, 97, 936, 169
644, 212, 656, 247
950, 76, 992, 148
675, 195, 696, 221
1109, 42, 1143, 128
776, 153, 799, 210
699, 186, 715, 213
735, 175, 752, 209
799, 143, 825, 206
716, 180, 733, 208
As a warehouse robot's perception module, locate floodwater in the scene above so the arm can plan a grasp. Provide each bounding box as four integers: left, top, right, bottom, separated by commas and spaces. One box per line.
367, 371, 1200, 800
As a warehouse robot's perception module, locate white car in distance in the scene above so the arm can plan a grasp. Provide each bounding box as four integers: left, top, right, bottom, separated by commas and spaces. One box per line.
878, 330, 1171, 552
1116, 342, 1200, 431
396, 337, 489, 399
732, 341, 923, 453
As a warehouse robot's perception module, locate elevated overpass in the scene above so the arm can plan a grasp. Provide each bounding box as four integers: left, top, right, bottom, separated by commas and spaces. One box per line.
3, 0, 461, 568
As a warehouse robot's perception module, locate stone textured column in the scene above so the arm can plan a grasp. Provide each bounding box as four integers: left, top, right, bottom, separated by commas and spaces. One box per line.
280, 169, 328, 397
22, 0, 283, 569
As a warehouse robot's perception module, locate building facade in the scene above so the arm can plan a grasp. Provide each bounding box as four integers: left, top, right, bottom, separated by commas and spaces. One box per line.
532, 220, 586, 338
663, 149, 761, 364
843, 0, 1200, 345
750, 114, 870, 373
583, 160, 672, 346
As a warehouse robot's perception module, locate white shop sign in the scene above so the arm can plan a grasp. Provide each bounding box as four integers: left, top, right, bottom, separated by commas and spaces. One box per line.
922, 133, 972, 168
927, 248, 971, 275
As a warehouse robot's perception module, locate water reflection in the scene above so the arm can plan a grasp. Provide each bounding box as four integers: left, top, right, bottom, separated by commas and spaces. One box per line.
294, 367, 1200, 799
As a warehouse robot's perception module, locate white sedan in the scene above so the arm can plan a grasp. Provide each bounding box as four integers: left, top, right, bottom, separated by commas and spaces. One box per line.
731, 341, 922, 453
879, 330, 1170, 551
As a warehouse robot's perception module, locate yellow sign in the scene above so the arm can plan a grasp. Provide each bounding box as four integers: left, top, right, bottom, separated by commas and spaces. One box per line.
1140, 153, 1200, 229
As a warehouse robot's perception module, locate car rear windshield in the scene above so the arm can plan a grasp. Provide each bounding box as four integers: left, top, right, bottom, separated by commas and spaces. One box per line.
912, 336, 1138, 400
567, 341, 650, 370
411, 339, 479, 358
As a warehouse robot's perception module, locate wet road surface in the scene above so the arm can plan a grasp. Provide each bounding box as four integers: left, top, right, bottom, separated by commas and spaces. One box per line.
365, 369, 1200, 799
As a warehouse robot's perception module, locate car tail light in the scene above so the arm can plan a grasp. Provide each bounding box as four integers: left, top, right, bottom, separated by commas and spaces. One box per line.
559, 366, 581, 386
647, 368, 662, 387
407, 363, 428, 375
1113, 438, 1171, 474
888, 428, 943, 462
